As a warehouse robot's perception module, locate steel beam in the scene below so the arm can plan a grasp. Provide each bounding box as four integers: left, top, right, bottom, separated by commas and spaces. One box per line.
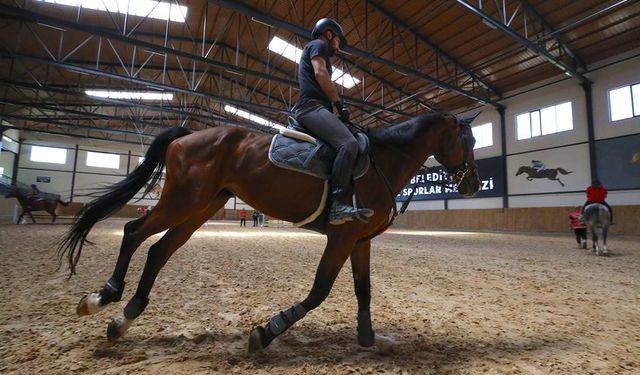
366, 0, 501, 99
210, 0, 503, 108
0, 5, 411, 119
455, 0, 591, 84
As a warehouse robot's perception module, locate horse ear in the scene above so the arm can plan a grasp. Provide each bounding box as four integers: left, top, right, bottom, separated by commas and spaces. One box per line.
459, 111, 481, 126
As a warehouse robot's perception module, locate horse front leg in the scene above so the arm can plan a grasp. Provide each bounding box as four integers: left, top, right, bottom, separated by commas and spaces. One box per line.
16, 210, 25, 225
248, 234, 356, 353
351, 240, 395, 354
351, 240, 374, 346
76, 214, 150, 316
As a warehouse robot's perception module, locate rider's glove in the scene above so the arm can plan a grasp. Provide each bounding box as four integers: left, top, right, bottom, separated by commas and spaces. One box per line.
334, 101, 350, 122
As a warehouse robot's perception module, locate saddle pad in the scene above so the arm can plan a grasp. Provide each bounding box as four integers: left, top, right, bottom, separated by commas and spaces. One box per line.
268, 134, 369, 180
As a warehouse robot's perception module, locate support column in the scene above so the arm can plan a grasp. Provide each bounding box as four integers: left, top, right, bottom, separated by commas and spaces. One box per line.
70, 144, 79, 202
582, 81, 597, 180
498, 106, 508, 208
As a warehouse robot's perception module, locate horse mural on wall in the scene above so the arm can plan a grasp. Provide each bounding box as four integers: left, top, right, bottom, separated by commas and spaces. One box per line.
515, 161, 573, 187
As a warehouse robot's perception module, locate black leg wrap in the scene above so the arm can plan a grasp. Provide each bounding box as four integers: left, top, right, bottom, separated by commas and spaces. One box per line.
265, 303, 307, 338
357, 310, 375, 347
123, 296, 149, 319
99, 277, 125, 304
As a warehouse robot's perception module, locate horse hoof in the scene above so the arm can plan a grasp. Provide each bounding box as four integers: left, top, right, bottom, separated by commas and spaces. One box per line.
106, 314, 132, 342
248, 326, 266, 354
76, 293, 103, 316
106, 321, 123, 342
374, 333, 395, 355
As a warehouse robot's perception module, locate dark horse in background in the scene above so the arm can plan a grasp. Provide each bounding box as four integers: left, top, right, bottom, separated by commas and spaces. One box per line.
583, 203, 610, 256
4, 187, 69, 223
58, 112, 481, 353
515, 166, 572, 186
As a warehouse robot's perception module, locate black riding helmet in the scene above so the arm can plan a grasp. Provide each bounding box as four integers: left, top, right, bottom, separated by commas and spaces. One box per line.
311, 18, 347, 49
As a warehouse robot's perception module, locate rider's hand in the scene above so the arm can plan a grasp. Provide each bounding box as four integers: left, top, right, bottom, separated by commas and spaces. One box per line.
334, 101, 350, 122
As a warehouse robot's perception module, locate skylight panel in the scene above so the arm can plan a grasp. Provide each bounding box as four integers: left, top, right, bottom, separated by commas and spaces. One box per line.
85, 90, 173, 101
267, 36, 360, 89
37, 0, 187, 23
224, 105, 284, 130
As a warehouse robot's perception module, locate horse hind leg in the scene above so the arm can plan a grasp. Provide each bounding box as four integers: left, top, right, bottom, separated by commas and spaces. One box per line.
106, 193, 230, 341
77, 189, 203, 317
602, 225, 609, 255
76, 214, 152, 316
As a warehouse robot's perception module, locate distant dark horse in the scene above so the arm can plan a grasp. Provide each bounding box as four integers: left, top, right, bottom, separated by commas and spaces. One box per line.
58, 112, 481, 353
584, 203, 610, 256
4, 187, 69, 223
515, 166, 572, 186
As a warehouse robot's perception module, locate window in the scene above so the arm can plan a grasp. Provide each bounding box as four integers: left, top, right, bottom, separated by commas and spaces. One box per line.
86, 151, 120, 169
267, 36, 360, 89
30, 145, 67, 164
36, 0, 187, 23
516, 101, 573, 140
0, 167, 4, 176
471, 123, 493, 149
609, 83, 640, 121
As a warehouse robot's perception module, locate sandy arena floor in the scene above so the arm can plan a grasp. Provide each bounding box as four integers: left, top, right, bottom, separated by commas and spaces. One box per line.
0, 219, 638, 374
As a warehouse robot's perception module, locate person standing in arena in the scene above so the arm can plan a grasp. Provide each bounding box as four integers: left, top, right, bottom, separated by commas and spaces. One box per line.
569, 206, 587, 248
294, 18, 373, 225
239, 208, 247, 227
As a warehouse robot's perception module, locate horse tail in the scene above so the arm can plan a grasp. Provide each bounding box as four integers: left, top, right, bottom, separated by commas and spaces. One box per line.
58, 126, 192, 276
57, 199, 69, 206
556, 168, 572, 175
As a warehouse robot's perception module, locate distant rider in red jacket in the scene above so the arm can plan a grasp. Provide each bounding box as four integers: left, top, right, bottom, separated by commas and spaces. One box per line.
581, 179, 613, 223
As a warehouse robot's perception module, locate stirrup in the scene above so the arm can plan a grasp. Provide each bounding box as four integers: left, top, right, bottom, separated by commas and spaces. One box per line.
351, 194, 374, 223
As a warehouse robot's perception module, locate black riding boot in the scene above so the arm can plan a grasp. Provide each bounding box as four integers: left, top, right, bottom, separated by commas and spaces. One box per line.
329, 194, 374, 225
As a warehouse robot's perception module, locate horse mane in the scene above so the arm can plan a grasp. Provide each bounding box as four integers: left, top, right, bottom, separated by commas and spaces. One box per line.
367, 113, 447, 145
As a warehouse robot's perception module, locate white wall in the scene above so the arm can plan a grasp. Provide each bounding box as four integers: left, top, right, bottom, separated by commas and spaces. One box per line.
412, 50, 640, 209
4, 51, 639, 214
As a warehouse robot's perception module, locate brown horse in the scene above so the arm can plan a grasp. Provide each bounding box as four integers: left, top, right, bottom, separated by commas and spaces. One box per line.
59, 112, 481, 353
5, 187, 69, 223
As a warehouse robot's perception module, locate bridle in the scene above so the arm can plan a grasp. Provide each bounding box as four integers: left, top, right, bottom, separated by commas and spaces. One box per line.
363, 118, 476, 237
439, 123, 477, 190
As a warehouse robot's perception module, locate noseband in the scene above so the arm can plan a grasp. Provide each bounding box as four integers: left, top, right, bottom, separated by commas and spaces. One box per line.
427, 124, 476, 190
447, 125, 476, 189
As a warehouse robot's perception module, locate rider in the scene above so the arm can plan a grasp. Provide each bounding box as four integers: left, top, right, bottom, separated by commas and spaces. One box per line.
581, 179, 613, 223
294, 18, 373, 225
531, 159, 545, 172
27, 184, 40, 208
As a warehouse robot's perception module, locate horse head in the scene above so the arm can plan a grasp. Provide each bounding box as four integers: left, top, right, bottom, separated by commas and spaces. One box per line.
434, 113, 481, 197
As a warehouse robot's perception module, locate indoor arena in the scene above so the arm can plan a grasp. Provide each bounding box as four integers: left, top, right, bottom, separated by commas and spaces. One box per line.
1, 1, 639, 374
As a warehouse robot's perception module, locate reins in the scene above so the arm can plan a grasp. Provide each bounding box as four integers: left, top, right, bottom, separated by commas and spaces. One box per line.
345, 118, 474, 241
